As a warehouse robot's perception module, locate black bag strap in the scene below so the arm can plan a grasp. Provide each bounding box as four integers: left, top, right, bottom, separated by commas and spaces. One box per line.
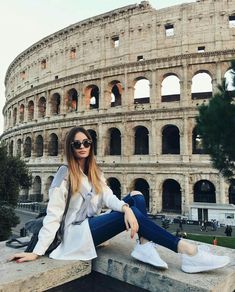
58, 179, 71, 238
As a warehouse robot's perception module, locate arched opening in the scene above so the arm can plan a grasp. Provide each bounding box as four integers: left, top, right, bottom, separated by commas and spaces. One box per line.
107, 177, 121, 199
35, 135, 43, 157
191, 72, 212, 100
133, 178, 150, 210
28, 100, 34, 121
67, 88, 78, 112
192, 126, 207, 154
111, 81, 122, 107
38, 96, 46, 118
134, 78, 150, 104
228, 179, 235, 204
51, 93, 61, 115
24, 137, 32, 158
19, 104, 25, 123
87, 129, 97, 155
162, 125, 180, 154
32, 176, 43, 202
224, 69, 235, 97
90, 85, 99, 109
162, 179, 181, 213
45, 176, 54, 201
134, 126, 149, 155
16, 139, 22, 157
9, 140, 14, 156
109, 128, 121, 155
194, 180, 216, 203
48, 133, 58, 156
161, 75, 180, 102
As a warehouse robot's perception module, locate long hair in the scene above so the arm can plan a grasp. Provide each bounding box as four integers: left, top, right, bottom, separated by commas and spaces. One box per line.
65, 126, 103, 195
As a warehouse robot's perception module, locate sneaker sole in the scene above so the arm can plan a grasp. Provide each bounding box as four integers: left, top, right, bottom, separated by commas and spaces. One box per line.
131, 251, 168, 269
182, 259, 230, 273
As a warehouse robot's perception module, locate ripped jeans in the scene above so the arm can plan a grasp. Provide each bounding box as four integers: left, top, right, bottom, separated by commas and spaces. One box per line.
88, 193, 180, 253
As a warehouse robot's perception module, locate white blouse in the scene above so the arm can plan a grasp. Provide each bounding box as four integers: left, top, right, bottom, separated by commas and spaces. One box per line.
33, 174, 126, 260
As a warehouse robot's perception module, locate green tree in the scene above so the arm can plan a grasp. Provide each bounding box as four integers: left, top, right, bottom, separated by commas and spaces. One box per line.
0, 143, 32, 240
196, 60, 235, 180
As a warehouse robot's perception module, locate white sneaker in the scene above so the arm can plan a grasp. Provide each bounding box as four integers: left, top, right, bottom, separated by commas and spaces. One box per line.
131, 241, 168, 269
181, 245, 230, 273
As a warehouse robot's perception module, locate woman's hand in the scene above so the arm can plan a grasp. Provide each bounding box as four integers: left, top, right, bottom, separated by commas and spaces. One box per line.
8, 252, 39, 263
122, 205, 139, 239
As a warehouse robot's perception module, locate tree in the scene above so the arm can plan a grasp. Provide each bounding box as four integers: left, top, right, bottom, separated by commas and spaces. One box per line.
0, 143, 32, 240
196, 60, 235, 180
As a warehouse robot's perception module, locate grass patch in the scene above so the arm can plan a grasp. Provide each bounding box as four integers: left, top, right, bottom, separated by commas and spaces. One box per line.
187, 234, 235, 249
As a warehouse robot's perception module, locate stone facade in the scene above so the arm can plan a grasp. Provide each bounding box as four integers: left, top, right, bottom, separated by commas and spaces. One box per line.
1, 0, 235, 216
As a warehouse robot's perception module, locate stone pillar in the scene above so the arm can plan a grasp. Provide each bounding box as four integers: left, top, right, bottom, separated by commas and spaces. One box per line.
150, 120, 157, 156
97, 122, 104, 157
182, 175, 190, 216
34, 95, 39, 120
99, 78, 105, 110
150, 70, 157, 106
180, 63, 190, 106
45, 90, 50, 117
155, 70, 161, 107
219, 175, 226, 204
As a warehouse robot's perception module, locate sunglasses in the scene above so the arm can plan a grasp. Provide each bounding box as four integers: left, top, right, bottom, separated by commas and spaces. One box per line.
71, 139, 92, 149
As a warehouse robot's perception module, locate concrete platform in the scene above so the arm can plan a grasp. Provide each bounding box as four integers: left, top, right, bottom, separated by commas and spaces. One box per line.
93, 232, 235, 292
0, 239, 91, 292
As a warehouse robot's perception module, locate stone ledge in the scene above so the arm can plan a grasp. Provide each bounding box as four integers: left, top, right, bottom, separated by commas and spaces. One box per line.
0, 240, 91, 292
93, 232, 235, 292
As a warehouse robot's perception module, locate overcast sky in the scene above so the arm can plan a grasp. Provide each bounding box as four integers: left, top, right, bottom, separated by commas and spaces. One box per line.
0, 0, 196, 135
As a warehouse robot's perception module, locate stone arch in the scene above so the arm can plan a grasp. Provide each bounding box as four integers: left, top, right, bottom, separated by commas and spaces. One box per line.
110, 80, 122, 107
228, 179, 235, 204
87, 129, 97, 155
9, 140, 14, 156
161, 74, 180, 102
16, 139, 22, 157
28, 100, 34, 121
48, 133, 58, 156
108, 127, 121, 155
85, 85, 99, 109
134, 125, 149, 155
134, 77, 150, 104
162, 125, 180, 154
192, 126, 207, 154
191, 71, 212, 100
193, 180, 216, 203
67, 88, 78, 112
107, 177, 121, 199
35, 135, 44, 157
162, 179, 182, 213
24, 136, 32, 158
45, 176, 54, 201
224, 68, 235, 97
51, 93, 61, 115
19, 104, 25, 123
32, 176, 43, 202
133, 178, 150, 210
38, 96, 46, 118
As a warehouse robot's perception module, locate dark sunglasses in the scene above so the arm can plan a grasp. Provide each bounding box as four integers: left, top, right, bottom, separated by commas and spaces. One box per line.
71, 139, 92, 149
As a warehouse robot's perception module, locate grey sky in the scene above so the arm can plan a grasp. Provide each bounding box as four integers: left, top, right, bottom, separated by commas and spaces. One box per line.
0, 0, 196, 134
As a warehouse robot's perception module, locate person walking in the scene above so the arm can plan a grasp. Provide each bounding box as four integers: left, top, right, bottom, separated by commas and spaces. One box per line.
10, 127, 230, 274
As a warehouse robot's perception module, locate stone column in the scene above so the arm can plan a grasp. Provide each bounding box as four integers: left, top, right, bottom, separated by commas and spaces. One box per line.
155, 70, 161, 107
150, 69, 157, 106
180, 63, 190, 107
45, 90, 50, 117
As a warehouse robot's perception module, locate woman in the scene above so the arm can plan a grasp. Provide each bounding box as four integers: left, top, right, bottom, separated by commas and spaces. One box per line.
11, 127, 230, 273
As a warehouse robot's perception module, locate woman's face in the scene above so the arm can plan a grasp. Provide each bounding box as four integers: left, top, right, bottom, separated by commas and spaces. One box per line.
72, 131, 91, 160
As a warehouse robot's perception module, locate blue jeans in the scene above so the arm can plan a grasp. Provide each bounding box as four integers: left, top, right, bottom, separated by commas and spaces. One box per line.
88, 194, 180, 253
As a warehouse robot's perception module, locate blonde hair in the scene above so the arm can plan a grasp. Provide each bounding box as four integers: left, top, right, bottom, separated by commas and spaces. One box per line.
65, 127, 103, 195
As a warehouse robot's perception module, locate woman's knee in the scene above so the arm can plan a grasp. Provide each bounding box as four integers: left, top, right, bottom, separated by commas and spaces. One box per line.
130, 190, 143, 196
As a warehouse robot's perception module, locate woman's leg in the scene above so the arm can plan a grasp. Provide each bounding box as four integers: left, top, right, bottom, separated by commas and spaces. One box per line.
89, 205, 180, 252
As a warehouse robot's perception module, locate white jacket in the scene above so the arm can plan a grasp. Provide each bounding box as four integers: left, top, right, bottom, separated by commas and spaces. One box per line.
33, 173, 125, 260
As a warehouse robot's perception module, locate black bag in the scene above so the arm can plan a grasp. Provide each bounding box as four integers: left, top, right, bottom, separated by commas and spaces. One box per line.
25, 181, 71, 254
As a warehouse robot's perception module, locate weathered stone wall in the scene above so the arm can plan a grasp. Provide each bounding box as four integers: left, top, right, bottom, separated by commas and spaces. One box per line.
2, 0, 235, 215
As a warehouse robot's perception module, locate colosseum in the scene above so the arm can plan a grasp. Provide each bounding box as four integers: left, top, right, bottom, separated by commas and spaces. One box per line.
1, 0, 235, 221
